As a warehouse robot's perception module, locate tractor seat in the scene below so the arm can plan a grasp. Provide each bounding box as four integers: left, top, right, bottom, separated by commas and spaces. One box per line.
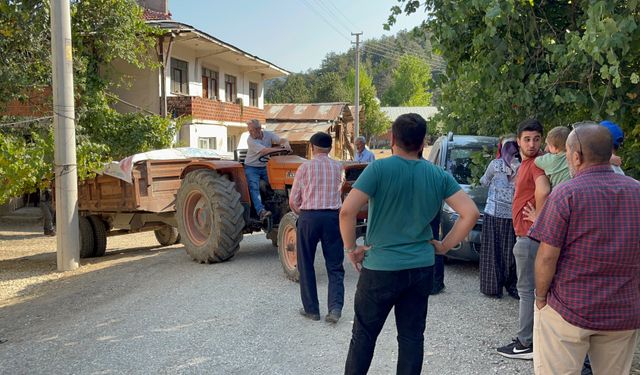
234, 149, 248, 164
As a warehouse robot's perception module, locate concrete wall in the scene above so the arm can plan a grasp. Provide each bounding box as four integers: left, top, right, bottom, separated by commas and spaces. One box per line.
110, 53, 161, 114
179, 120, 246, 154
137, 0, 167, 13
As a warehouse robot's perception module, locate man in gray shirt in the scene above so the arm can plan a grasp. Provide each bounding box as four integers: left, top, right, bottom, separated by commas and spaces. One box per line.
245, 119, 291, 220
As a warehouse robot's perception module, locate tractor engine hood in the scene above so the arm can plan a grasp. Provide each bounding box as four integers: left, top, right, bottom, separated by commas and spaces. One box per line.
266, 155, 308, 190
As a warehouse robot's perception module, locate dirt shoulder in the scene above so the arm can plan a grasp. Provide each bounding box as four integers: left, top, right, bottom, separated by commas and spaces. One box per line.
0, 222, 178, 308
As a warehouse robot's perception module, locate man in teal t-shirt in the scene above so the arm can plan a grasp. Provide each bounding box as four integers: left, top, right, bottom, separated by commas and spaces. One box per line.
354, 152, 460, 271
339, 114, 480, 374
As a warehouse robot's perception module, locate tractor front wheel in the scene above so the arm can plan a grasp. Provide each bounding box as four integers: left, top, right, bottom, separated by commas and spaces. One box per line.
277, 212, 299, 282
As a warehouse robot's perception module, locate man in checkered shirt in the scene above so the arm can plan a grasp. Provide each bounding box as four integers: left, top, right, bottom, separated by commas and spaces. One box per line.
289, 132, 345, 324
529, 122, 640, 374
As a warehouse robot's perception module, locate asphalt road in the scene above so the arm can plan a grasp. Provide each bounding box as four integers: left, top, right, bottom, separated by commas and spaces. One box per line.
0, 231, 545, 374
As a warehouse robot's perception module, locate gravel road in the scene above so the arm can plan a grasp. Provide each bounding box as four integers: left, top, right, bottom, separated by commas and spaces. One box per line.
1, 223, 637, 374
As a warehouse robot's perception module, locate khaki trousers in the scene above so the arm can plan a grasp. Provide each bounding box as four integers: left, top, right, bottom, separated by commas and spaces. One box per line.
533, 303, 639, 375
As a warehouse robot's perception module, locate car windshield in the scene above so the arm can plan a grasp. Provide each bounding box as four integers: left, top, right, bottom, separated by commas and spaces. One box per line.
446, 147, 491, 185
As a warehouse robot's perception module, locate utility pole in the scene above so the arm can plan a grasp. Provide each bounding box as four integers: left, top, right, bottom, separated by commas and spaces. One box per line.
50, 0, 80, 271
352, 32, 362, 159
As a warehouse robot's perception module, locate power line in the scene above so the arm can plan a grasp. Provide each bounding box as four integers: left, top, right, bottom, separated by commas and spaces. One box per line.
363, 45, 447, 73
322, 0, 360, 32
366, 40, 446, 68
0, 116, 53, 128
361, 47, 404, 63
364, 43, 446, 70
368, 39, 424, 57
299, 0, 351, 43
312, 0, 352, 35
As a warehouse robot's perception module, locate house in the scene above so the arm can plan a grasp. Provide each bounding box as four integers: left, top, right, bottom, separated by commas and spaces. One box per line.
110, 0, 289, 155
371, 106, 439, 147
263, 103, 364, 160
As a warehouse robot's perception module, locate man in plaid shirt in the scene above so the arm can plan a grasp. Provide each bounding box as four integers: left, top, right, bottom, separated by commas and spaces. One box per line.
290, 132, 345, 324
529, 122, 640, 374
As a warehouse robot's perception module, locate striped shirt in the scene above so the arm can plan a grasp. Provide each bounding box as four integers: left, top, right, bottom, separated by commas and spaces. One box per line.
529, 165, 640, 331
290, 154, 344, 211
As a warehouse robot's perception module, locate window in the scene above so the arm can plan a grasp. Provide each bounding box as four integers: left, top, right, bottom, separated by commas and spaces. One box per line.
202, 68, 218, 100
249, 82, 258, 107
446, 147, 493, 185
225, 74, 237, 102
227, 135, 237, 152
198, 137, 217, 150
170, 58, 189, 95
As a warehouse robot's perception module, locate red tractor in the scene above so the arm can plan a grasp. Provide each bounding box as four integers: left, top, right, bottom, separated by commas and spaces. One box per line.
76, 148, 367, 281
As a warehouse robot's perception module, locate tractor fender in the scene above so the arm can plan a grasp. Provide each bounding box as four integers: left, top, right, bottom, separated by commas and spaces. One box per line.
180, 161, 250, 205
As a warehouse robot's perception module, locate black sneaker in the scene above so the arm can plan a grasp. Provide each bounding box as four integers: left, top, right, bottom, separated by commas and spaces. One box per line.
299, 308, 320, 321
497, 338, 533, 360
325, 309, 341, 324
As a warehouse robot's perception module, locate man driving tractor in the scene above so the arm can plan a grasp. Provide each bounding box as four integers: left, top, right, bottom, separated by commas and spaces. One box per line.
245, 119, 292, 220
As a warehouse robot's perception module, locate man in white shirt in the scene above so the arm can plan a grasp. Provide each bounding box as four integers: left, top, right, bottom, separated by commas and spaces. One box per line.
354, 136, 375, 163
245, 119, 291, 220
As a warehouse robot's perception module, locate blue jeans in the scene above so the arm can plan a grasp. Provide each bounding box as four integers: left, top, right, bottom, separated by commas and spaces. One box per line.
345, 266, 433, 375
244, 165, 269, 214
297, 210, 345, 314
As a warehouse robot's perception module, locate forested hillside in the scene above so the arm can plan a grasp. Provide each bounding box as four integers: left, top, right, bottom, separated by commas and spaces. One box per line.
265, 28, 442, 138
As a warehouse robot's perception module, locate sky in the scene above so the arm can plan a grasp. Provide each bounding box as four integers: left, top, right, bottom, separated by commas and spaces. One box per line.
170, 0, 428, 73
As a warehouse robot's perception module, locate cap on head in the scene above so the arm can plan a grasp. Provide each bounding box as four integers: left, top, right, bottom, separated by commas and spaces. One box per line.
599, 120, 624, 149
310, 132, 332, 148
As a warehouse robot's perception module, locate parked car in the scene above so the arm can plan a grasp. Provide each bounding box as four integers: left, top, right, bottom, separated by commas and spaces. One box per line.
427, 133, 498, 261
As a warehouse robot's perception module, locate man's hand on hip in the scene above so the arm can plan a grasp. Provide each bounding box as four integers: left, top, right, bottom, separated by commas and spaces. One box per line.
347, 245, 370, 272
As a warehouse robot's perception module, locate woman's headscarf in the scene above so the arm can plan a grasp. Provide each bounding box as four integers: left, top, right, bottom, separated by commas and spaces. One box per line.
500, 139, 520, 175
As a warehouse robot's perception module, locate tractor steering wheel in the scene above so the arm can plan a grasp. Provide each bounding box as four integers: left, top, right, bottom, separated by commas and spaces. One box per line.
258, 148, 292, 163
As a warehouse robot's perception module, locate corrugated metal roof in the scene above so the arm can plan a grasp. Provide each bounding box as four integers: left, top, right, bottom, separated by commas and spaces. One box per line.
263, 122, 333, 142
380, 106, 439, 121
265, 103, 348, 121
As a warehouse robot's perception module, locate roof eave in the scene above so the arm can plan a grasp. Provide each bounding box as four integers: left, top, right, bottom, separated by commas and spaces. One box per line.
146, 20, 289, 78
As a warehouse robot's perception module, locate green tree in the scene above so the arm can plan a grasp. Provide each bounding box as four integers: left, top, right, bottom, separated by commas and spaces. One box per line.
312, 72, 350, 103
265, 74, 312, 103
383, 54, 432, 106
264, 29, 441, 106
389, 0, 640, 179
347, 69, 390, 139
0, 0, 175, 203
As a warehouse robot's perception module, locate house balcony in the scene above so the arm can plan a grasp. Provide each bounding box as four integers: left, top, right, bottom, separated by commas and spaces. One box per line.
167, 96, 265, 124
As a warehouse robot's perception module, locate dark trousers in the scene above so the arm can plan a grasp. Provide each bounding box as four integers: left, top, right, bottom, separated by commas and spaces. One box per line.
40, 200, 55, 232
345, 266, 433, 375
296, 210, 345, 314
430, 216, 444, 293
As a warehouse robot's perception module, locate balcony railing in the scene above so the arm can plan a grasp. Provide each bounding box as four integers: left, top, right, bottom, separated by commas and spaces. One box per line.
167, 96, 265, 123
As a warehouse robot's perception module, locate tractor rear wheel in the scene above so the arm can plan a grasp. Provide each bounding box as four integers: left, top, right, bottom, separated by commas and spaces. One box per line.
88, 215, 107, 257
78, 216, 95, 258
277, 212, 299, 282
154, 225, 180, 246
176, 170, 245, 263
